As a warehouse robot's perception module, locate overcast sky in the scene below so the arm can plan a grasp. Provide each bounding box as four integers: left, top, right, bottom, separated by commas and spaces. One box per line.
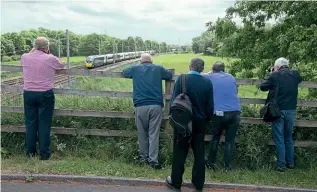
1, 0, 236, 44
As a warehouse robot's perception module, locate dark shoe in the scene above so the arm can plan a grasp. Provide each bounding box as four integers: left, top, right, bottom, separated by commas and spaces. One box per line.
275, 166, 286, 172
165, 176, 181, 191
135, 158, 148, 165
205, 161, 218, 171
191, 180, 202, 191
149, 162, 162, 170
224, 165, 232, 172
286, 165, 294, 170
40, 156, 50, 160
26, 152, 38, 159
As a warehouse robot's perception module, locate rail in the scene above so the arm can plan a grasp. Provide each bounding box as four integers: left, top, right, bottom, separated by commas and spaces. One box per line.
1, 65, 317, 147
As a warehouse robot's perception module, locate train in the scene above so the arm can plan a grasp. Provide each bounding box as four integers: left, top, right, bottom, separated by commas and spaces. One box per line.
85, 50, 156, 68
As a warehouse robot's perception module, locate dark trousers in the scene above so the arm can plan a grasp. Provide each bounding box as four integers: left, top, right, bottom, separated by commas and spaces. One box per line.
23, 89, 55, 160
207, 111, 240, 168
171, 120, 207, 190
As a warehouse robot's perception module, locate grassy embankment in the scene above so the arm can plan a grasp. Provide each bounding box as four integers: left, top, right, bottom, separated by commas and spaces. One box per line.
1, 54, 316, 189
1, 56, 86, 79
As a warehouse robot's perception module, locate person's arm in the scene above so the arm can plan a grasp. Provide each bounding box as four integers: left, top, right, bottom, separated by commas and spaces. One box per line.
233, 76, 239, 94
20, 54, 26, 66
161, 66, 173, 80
260, 73, 275, 92
122, 66, 134, 79
29, 48, 36, 53
201, 73, 209, 79
297, 71, 302, 84
49, 55, 65, 70
206, 81, 214, 121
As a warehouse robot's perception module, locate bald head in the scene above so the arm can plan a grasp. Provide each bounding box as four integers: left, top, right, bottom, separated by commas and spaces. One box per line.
34, 36, 49, 50
140, 53, 152, 63
212, 61, 225, 73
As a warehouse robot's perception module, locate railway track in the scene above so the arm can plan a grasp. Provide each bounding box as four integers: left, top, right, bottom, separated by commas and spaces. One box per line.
1, 57, 146, 87
1, 74, 75, 87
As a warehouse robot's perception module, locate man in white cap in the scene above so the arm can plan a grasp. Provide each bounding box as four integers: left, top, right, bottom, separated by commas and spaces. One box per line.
260, 57, 302, 172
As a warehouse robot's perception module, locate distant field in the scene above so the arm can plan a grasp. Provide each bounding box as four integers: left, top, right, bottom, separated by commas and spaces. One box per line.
154, 53, 236, 73
114, 53, 308, 98
114, 54, 265, 98
115, 53, 237, 74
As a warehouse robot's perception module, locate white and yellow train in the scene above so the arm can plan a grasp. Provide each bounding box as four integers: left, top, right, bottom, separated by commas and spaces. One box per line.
85, 50, 155, 68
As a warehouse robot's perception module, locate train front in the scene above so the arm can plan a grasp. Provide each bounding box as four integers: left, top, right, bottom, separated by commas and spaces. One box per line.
85, 56, 94, 68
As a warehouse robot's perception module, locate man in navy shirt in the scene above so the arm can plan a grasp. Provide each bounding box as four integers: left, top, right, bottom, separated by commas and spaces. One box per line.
166, 58, 214, 191
260, 57, 302, 172
202, 61, 241, 171
122, 53, 173, 169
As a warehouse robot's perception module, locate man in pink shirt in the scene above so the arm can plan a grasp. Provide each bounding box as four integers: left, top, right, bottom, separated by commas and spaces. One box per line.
21, 36, 65, 160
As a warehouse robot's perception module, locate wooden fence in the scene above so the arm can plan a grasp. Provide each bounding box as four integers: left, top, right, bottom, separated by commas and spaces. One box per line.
1, 65, 317, 147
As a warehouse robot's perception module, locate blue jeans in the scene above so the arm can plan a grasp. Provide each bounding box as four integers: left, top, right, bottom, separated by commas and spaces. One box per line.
271, 110, 296, 168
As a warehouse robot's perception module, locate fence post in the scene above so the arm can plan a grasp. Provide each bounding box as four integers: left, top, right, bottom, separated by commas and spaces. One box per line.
164, 69, 175, 134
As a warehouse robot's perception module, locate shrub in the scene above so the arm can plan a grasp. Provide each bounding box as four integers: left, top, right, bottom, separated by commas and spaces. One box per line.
2, 56, 11, 62
11, 55, 21, 61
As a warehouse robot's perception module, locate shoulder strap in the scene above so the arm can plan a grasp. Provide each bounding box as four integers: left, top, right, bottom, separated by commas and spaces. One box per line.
181, 74, 187, 94
273, 72, 280, 101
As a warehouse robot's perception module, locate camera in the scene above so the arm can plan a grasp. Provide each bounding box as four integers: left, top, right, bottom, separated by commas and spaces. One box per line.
267, 66, 275, 73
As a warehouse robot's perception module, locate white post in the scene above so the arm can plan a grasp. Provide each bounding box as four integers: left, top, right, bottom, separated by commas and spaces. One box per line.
113, 39, 116, 64
58, 36, 61, 58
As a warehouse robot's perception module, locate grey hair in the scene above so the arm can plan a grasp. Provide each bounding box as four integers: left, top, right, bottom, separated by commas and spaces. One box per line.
212, 61, 225, 72
34, 37, 49, 50
140, 53, 152, 63
274, 57, 289, 67
189, 58, 204, 73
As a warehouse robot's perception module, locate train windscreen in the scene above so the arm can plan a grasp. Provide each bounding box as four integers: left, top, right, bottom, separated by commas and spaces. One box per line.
86, 57, 93, 62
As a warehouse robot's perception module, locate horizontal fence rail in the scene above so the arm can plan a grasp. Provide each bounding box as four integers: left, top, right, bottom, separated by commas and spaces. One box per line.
2, 125, 317, 147
2, 106, 317, 128
2, 85, 317, 107
1, 65, 317, 149
2, 65, 317, 88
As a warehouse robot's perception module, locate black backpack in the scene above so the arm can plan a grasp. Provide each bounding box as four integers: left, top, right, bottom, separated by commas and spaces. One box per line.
169, 74, 193, 137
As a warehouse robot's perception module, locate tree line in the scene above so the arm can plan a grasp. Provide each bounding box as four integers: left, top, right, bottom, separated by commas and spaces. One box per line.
192, 1, 317, 90
1, 27, 178, 61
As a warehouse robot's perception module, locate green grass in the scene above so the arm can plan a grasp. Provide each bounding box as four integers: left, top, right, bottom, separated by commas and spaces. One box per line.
153, 53, 237, 74
1, 72, 23, 79
2, 155, 317, 189
115, 53, 237, 74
